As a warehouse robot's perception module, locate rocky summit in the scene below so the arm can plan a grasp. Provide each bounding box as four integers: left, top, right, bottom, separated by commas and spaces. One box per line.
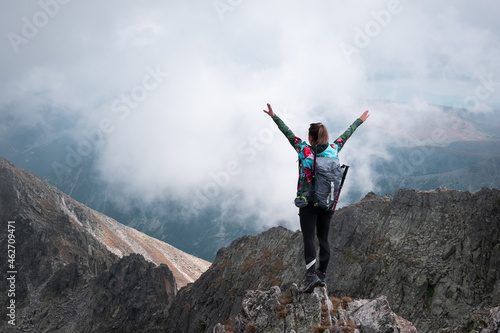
214, 285, 418, 333
168, 188, 500, 333
166, 225, 423, 332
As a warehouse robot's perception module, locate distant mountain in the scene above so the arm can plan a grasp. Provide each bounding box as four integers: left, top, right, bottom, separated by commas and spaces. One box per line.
0, 157, 209, 332
371, 141, 500, 196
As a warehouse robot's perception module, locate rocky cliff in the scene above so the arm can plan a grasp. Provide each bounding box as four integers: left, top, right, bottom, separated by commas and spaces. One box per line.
166, 226, 305, 332
166, 226, 421, 332
168, 188, 500, 333
327, 188, 500, 332
213, 286, 418, 333
0, 156, 208, 332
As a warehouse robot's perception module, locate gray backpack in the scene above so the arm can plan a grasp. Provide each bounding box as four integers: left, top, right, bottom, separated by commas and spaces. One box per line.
294, 149, 349, 212
312, 153, 343, 211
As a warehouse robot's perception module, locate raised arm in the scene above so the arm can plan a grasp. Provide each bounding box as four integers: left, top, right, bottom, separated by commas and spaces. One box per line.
263, 103, 275, 117
359, 110, 370, 122
334, 110, 370, 152
263, 103, 304, 150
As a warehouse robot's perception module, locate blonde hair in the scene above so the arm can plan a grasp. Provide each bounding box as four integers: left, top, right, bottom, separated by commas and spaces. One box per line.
308, 123, 329, 145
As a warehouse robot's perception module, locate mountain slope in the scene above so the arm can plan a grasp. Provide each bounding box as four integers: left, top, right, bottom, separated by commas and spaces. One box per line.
372, 141, 500, 197
0, 156, 208, 332
74, 205, 210, 288
0, 156, 210, 289
166, 226, 305, 332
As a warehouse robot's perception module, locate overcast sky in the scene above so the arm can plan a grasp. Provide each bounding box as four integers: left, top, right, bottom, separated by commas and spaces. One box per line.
1, 0, 499, 229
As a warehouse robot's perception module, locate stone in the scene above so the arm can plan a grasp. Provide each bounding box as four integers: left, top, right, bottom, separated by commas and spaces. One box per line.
217, 288, 417, 333
350, 296, 417, 333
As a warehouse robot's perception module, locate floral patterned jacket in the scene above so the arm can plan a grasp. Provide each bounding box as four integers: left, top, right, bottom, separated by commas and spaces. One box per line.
272, 114, 364, 196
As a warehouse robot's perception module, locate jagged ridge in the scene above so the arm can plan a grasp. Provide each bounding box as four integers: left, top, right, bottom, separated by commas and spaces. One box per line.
0, 156, 210, 288
167, 188, 500, 333
0, 156, 208, 332
327, 187, 500, 332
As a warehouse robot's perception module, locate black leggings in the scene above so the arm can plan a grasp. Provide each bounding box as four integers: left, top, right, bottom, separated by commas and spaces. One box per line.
299, 203, 334, 273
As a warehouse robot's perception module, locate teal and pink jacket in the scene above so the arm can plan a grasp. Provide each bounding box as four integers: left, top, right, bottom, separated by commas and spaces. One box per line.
272, 115, 364, 196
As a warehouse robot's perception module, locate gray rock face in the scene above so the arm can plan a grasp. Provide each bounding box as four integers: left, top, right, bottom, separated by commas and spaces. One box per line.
234, 285, 332, 333
0, 157, 177, 332
169, 187, 499, 333
166, 226, 306, 332
438, 305, 500, 333
214, 286, 417, 333
231, 285, 333, 333
488, 306, 500, 332
350, 296, 417, 333
167, 224, 418, 333
327, 188, 500, 332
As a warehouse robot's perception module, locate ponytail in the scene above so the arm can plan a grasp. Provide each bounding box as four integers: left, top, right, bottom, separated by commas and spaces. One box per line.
308, 123, 329, 145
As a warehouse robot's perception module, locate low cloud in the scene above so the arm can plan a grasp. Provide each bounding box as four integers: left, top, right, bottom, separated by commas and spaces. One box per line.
1, 0, 499, 230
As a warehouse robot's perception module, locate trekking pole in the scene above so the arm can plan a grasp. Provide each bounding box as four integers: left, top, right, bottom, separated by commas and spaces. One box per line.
332, 165, 349, 214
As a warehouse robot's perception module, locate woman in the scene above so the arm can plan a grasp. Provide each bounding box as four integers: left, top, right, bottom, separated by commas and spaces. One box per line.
263, 103, 370, 292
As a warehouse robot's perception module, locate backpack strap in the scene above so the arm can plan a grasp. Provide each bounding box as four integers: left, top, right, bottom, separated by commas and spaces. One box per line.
311, 146, 318, 207
332, 164, 349, 213
312, 145, 317, 180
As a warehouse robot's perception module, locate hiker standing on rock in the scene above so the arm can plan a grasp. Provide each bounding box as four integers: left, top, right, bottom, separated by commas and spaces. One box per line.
263, 103, 369, 293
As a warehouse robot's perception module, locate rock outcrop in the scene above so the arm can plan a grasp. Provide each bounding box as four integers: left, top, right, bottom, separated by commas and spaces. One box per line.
349, 296, 417, 333
231, 285, 333, 333
213, 285, 417, 333
327, 188, 500, 332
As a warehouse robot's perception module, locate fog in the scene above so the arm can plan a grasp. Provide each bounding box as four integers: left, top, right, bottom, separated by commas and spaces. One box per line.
1, 0, 499, 229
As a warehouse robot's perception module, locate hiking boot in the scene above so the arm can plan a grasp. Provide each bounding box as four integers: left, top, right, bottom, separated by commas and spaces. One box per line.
300, 273, 322, 293
316, 271, 326, 287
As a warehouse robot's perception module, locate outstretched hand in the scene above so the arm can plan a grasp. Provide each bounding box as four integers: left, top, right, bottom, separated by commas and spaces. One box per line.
263, 103, 275, 117
360, 110, 370, 122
